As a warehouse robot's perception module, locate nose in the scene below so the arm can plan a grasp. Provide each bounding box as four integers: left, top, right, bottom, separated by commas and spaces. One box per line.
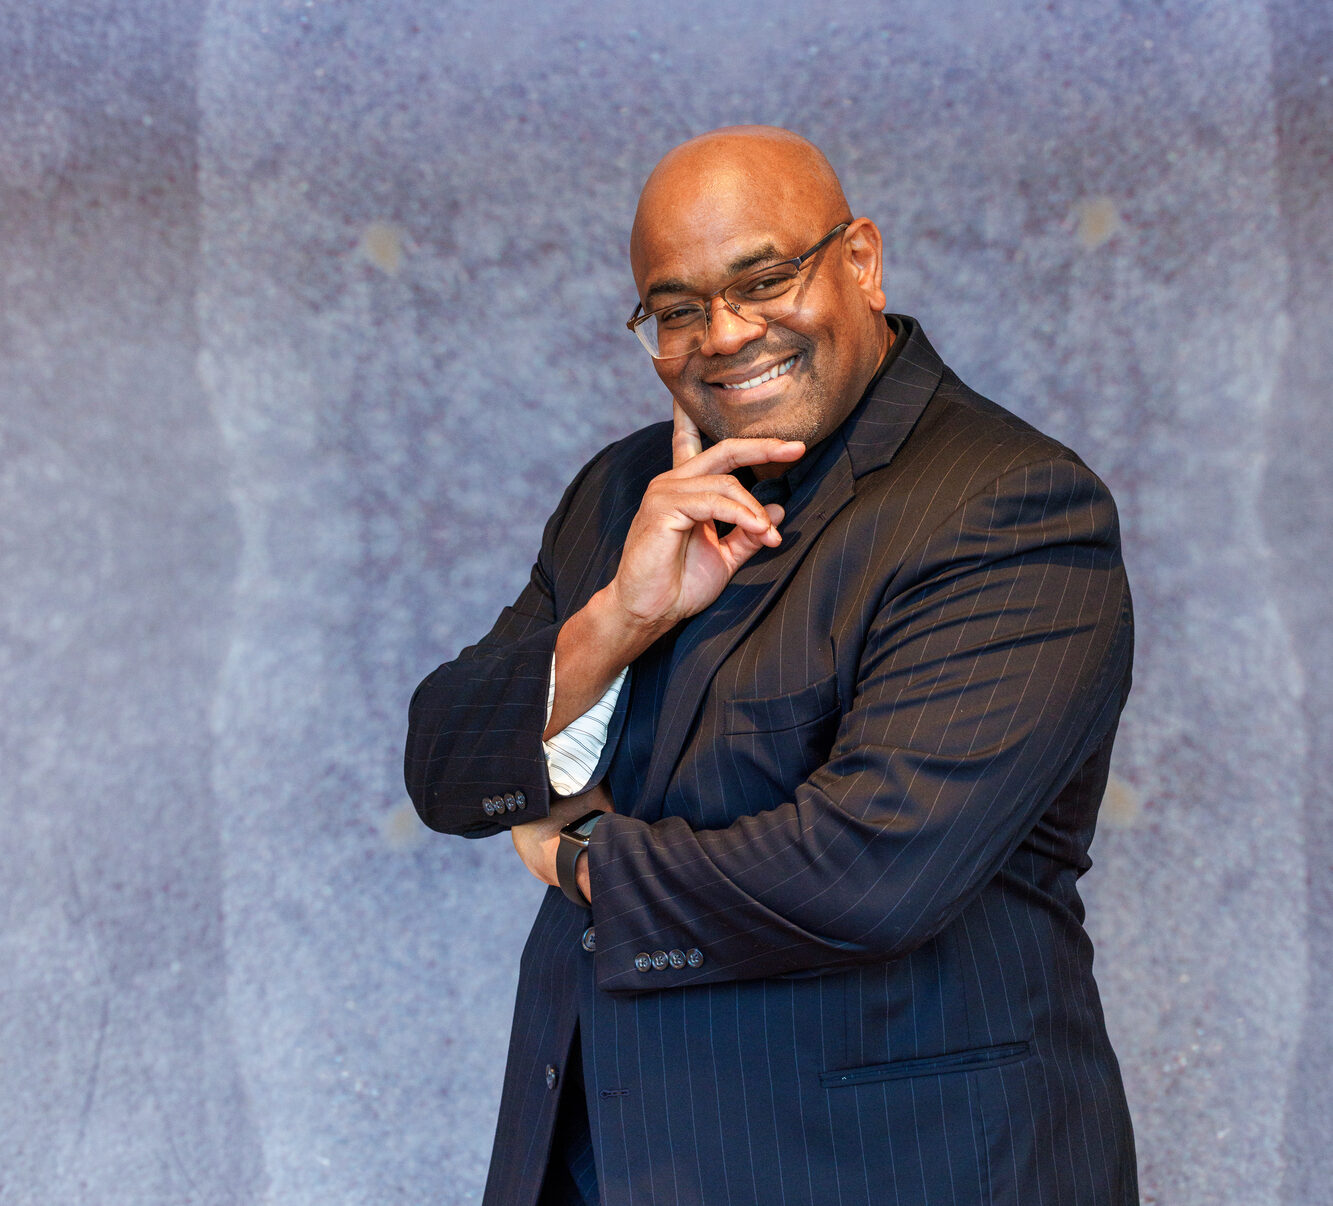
699, 295, 765, 357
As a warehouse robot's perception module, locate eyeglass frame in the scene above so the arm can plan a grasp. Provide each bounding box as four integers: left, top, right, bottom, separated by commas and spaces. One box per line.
625, 222, 851, 359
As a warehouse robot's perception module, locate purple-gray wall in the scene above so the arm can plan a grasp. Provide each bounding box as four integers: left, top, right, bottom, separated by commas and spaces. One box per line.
2, 2, 1329, 1202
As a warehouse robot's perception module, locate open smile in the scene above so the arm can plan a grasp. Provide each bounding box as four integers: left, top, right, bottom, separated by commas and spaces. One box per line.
713, 354, 800, 392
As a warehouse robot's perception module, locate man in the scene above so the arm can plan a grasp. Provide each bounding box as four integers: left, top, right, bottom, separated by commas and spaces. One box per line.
406, 126, 1137, 1205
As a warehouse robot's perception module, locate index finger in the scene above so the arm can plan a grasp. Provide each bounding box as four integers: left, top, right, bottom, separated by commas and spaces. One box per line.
675, 435, 806, 477
672, 401, 703, 468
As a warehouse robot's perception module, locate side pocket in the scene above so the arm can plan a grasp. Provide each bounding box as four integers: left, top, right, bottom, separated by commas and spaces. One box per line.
820, 1041, 1030, 1089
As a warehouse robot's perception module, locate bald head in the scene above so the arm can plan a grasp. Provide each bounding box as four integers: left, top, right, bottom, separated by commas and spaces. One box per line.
627, 125, 889, 447
631, 126, 851, 280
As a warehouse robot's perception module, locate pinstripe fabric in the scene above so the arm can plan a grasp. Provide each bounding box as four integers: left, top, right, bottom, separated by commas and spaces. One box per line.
406, 317, 1137, 1205
540, 1028, 600, 1206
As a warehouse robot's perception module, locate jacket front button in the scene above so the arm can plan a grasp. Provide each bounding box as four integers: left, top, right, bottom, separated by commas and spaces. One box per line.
581, 926, 596, 952
634, 953, 651, 972
686, 948, 704, 968
545, 1064, 558, 1090
650, 950, 669, 971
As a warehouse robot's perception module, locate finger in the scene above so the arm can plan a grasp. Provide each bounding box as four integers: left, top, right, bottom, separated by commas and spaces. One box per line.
659, 472, 778, 529
717, 508, 785, 571
663, 491, 782, 536
673, 436, 805, 477
718, 504, 787, 567
647, 469, 774, 531
672, 401, 703, 468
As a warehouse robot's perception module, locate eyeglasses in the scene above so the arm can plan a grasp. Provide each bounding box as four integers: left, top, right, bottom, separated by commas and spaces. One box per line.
626, 222, 849, 359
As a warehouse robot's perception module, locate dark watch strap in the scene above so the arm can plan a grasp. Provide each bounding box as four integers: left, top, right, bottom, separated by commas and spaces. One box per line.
556, 810, 604, 908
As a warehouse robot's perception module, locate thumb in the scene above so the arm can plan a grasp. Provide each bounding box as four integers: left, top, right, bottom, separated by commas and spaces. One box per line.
717, 502, 784, 572
672, 401, 702, 467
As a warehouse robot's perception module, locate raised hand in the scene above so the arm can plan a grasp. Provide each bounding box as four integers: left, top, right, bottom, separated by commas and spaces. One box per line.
542, 403, 803, 739
605, 403, 804, 638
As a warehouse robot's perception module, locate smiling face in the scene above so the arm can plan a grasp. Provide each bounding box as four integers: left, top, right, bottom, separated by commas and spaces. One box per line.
630, 128, 890, 446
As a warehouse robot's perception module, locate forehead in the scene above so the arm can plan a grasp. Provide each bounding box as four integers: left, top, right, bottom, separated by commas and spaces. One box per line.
631, 166, 816, 298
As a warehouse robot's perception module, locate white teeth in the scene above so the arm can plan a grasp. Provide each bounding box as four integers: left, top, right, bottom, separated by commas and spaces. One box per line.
720, 355, 797, 391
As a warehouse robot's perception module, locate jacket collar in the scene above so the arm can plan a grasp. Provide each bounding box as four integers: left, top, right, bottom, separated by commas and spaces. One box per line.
839, 313, 945, 479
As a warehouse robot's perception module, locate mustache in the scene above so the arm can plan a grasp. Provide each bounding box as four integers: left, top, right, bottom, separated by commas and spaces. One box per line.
693, 336, 810, 379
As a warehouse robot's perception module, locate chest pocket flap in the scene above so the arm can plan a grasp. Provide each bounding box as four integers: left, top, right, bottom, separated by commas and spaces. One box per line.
722, 672, 840, 736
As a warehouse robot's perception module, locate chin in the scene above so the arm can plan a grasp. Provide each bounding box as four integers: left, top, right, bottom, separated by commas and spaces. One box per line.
691, 400, 829, 447
685, 379, 834, 446
739, 416, 825, 444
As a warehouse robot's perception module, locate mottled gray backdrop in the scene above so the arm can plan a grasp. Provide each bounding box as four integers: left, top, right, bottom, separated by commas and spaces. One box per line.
1, 1, 1329, 1203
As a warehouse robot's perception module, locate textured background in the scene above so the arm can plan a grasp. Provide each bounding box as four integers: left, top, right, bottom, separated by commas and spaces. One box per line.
1, 1, 1329, 1203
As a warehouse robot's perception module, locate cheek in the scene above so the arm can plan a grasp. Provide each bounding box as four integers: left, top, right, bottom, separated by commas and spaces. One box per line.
653, 358, 697, 397
655, 362, 708, 410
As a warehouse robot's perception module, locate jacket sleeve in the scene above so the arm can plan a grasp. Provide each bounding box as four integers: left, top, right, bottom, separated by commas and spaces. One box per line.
587, 455, 1134, 992
404, 443, 621, 837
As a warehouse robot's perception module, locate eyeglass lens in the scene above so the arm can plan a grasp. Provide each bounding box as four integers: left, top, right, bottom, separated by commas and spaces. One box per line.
644, 264, 805, 358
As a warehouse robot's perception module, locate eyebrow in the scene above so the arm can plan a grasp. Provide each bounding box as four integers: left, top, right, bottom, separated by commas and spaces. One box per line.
642, 241, 785, 307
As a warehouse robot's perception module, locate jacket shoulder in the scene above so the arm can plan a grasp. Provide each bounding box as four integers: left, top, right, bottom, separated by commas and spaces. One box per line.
932, 369, 1087, 469
878, 366, 1113, 504
565, 419, 673, 506
850, 364, 1126, 573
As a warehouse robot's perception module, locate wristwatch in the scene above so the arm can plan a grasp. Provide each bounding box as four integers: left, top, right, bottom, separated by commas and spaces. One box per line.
556, 810, 604, 908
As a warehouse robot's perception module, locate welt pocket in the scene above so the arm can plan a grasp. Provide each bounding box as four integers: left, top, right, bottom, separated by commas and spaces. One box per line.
820, 1041, 1031, 1089
722, 673, 839, 736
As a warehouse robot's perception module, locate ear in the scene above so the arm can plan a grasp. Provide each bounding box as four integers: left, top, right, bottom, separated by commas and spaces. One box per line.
841, 217, 887, 312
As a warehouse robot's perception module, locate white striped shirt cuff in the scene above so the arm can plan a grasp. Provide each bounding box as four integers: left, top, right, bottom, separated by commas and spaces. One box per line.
543, 655, 628, 797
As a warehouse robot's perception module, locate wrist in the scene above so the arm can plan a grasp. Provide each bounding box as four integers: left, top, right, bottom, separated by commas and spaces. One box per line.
593, 581, 672, 656
556, 809, 604, 908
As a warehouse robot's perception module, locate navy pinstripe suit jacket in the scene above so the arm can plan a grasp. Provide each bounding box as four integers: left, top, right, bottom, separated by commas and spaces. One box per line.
406, 317, 1137, 1205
